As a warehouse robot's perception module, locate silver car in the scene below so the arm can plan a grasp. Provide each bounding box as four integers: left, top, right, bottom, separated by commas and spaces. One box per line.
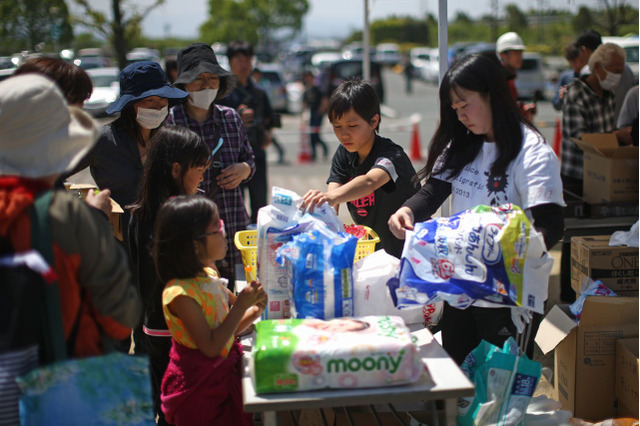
255, 63, 288, 113
83, 67, 120, 118
515, 53, 546, 100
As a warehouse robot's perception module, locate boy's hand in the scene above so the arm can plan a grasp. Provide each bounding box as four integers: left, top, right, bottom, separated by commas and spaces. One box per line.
302, 189, 335, 213
388, 206, 415, 240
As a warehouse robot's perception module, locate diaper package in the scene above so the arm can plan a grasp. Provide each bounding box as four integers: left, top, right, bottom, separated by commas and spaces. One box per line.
256, 187, 344, 319
353, 250, 442, 326
458, 338, 542, 426
277, 229, 357, 319
251, 316, 424, 394
388, 204, 553, 314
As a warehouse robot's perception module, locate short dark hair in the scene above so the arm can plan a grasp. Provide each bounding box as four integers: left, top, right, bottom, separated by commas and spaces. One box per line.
419, 54, 537, 182
130, 126, 211, 222
14, 57, 93, 105
154, 195, 220, 283
564, 42, 580, 61
327, 79, 381, 131
227, 40, 253, 60
576, 29, 602, 52
164, 58, 177, 84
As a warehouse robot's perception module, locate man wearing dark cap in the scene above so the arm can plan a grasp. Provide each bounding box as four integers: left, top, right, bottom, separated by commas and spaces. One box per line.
219, 40, 274, 224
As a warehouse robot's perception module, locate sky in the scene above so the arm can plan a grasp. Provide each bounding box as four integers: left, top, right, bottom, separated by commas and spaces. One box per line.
80, 0, 586, 40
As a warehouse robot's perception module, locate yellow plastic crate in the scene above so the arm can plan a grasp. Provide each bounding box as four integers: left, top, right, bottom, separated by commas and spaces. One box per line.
234, 226, 380, 282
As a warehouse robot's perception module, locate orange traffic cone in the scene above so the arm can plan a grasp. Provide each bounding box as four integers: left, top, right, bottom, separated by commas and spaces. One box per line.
552, 117, 562, 158
298, 121, 312, 164
410, 122, 422, 161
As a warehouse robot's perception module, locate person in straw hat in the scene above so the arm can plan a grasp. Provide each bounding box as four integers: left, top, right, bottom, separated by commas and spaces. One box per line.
168, 42, 255, 290
0, 74, 142, 425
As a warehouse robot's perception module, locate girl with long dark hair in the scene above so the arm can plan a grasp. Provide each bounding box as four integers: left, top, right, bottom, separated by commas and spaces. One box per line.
388, 54, 565, 364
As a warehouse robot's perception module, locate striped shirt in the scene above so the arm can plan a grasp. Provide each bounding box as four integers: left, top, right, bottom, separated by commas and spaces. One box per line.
168, 103, 255, 267
0, 346, 38, 425
561, 77, 616, 179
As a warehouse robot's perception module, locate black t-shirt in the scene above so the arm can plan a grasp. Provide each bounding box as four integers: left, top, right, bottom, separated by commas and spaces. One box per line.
327, 135, 419, 257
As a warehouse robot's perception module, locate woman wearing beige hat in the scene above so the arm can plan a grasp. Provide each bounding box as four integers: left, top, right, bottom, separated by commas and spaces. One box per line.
76, 61, 189, 247
0, 74, 142, 425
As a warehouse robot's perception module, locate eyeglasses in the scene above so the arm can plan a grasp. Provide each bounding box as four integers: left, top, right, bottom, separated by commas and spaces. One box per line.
199, 219, 226, 238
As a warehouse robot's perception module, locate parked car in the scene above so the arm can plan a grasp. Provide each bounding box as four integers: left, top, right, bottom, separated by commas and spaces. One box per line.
515, 53, 546, 100
83, 67, 120, 118
376, 43, 401, 66
326, 59, 384, 103
602, 36, 639, 82
255, 63, 288, 113
126, 48, 160, 65
0, 68, 15, 82
74, 56, 109, 70
410, 47, 439, 83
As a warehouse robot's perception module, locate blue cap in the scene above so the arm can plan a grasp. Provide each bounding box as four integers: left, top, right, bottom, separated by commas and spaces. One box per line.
106, 61, 188, 114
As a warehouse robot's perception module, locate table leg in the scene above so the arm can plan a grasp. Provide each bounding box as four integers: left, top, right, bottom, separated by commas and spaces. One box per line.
262, 411, 278, 426
444, 398, 457, 426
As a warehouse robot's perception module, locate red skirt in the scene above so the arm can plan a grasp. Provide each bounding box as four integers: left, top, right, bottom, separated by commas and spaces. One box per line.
161, 339, 253, 426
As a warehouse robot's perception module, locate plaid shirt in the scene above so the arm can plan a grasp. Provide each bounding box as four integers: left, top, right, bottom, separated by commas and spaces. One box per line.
168, 103, 255, 267
561, 77, 616, 179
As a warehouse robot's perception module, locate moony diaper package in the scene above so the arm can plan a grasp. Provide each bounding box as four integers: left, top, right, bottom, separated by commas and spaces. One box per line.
388, 204, 553, 314
250, 316, 424, 394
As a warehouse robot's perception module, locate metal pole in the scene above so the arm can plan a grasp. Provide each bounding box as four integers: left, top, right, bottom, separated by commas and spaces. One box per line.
363, 0, 371, 82
438, 0, 451, 217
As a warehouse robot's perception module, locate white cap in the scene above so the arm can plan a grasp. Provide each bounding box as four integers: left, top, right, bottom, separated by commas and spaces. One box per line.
496, 32, 526, 54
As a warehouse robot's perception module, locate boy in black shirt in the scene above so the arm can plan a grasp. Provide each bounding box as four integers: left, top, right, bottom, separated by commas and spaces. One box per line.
302, 79, 418, 257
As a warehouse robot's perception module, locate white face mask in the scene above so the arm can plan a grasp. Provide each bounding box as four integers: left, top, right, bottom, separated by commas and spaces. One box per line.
188, 88, 219, 110
598, 68, 622, 91
136, 106, 168, 129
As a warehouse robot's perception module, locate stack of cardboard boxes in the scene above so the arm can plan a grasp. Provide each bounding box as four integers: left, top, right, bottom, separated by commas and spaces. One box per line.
535, 133, 639, 422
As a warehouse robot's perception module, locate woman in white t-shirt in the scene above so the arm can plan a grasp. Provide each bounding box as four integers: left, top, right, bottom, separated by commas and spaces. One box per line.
388, 54, 565, 364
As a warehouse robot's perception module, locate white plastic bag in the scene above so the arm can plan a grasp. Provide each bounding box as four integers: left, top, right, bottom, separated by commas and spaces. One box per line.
353, 250, 442, 326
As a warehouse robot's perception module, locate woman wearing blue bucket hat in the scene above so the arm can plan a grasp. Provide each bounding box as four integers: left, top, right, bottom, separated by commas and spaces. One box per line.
168, 43, 256, 290
77, 61, 188, 248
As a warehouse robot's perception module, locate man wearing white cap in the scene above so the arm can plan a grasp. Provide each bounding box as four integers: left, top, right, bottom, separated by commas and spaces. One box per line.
0, 74, 142, 424
496, 31, 536, 120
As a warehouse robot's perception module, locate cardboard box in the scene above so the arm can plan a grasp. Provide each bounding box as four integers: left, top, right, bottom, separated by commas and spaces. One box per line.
615, 338, 639, 418
571, 236, 639, 295
535, 296, 639, 421
571, 133, 639, 204
109, 198, 124, 242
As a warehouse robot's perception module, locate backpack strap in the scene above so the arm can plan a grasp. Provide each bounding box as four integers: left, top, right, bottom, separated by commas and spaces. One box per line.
29, 190, 67, 362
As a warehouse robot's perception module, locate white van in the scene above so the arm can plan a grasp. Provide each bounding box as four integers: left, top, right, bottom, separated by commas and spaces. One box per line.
602, 36, 639, 81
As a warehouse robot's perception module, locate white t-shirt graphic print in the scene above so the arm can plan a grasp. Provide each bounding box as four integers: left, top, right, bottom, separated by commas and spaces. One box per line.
434, 125, 565, 215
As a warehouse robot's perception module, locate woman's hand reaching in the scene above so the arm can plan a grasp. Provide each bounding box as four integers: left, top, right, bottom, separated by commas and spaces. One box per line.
388, 206, 415, 240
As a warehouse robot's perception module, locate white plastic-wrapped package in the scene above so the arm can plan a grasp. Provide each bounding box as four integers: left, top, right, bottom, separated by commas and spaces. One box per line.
256, 187, 344, 319
353, 250, 442, 326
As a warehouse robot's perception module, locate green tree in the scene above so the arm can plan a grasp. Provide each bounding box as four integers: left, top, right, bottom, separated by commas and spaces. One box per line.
572, 6, 594, 33
505, 3, 528, 31
72, 0, 165, 69
597, 0, 634, 35
200, 0, 309, 49
0, 0, 73, 52
370, 16, 430, 45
